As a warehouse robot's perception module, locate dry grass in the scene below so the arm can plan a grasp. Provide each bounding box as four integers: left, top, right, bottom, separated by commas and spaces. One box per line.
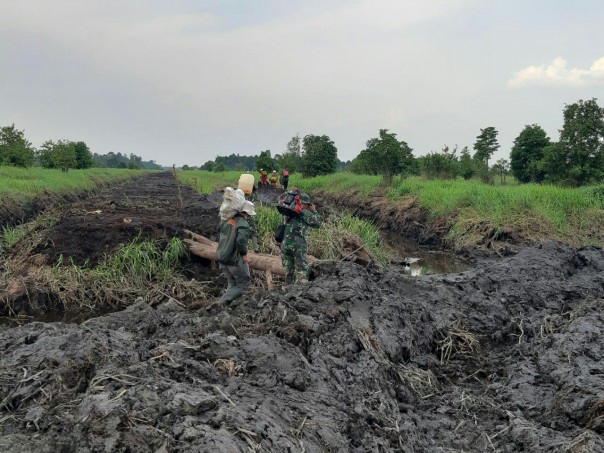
562, 430, 598, 453
438, 320, 482, 364
212, 358, 242, 377
0, 237, 211, 315
356, 326, 439, 397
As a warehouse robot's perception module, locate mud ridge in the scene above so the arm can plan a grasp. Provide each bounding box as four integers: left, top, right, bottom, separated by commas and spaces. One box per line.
0, 181, 119, 232
0, 242, 602, 451
312, 189, 529, 258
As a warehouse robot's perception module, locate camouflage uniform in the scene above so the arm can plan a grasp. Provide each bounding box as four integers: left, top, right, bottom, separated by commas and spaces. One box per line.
245, 190, 258, 252
216, 214, 250, 304
280, 208, 321, 284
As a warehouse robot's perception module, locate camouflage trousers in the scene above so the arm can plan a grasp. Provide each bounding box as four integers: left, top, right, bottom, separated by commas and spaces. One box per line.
281, 246, 308, 284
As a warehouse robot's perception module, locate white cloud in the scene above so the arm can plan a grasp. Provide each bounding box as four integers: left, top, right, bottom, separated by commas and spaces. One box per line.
508, 56, 604, 88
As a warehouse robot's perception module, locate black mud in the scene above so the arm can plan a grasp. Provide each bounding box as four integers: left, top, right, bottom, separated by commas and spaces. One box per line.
28, 172, 219, 267
1, 242, 602, 452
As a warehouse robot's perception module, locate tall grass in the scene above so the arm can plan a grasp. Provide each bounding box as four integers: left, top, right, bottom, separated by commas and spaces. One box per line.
0, 225, 27, 251
39, 237, 201, 311
0, 166, 140, 199
284, 173, 604, 244
177, 170, 242, 194
386, 178, 604, 236
53, 236, 188, 285
293, 173, 385, 196
253, 206, 390, 265
93, 236, 187, 282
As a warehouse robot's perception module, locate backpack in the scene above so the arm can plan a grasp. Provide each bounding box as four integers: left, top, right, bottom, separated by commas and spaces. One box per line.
276, 187, 301, 218
274, 224, 286, 243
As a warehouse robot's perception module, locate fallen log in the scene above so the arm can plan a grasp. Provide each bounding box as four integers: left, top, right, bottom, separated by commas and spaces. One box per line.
183, 230, 316, 276
183, 229, 374, 276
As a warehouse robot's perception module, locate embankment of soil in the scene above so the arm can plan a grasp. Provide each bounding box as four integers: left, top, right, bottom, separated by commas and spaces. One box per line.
1, 241, 602, 451
312, 189, 528, 257
0, 172, 226, 316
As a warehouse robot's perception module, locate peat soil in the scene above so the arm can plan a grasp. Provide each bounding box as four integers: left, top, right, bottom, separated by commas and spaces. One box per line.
311, 190, 524, 258
1, 174, 603, 451
0, 242, 602, 451
25, 172, 219, 268
0, 186, 107, 233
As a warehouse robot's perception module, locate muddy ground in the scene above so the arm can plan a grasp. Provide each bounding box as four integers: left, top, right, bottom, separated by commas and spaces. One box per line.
0, 173, 603, 452
0, 243, 602, 452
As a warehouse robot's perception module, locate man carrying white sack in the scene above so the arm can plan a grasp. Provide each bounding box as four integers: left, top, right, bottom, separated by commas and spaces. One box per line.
215, 189, 256, 305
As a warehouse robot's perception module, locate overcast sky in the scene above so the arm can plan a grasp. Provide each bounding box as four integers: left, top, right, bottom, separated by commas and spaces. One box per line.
1, 0, 603, 167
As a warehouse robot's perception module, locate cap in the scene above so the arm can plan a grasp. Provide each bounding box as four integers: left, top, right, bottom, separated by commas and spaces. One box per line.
299, 193, 311, 204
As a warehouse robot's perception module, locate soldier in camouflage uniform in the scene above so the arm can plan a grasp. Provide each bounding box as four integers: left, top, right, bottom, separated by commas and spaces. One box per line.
245, 185, 259, 252
280, 192, 321, 284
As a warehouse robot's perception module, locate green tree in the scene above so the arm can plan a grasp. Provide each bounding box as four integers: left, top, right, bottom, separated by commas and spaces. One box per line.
510, 124, 550, 183
355, 129, 413, 183
74, 141, 93, 169
492, 158, 510, 184
214, 163, 226, 172
540, 143, 566, 183
556, 98, 604, 186
38, 140, 56, 168
53, 140, 77, 172
301, 134, 338, 177
279, 134, 302, 173
0, 124, 35, 167
255, 150, 275, 172
200, 160, 215, 171
459, 146, 476, 180
473, 127, 500, 181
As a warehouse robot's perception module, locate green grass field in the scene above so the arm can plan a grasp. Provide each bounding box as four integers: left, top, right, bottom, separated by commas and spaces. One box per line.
296, 174, 604, 246
176, 170, 241, 194
0, 166, 143, 200
178, 170, 604, 248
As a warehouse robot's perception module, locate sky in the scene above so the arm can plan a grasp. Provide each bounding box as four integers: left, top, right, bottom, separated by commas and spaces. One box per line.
0, 0, 603, 167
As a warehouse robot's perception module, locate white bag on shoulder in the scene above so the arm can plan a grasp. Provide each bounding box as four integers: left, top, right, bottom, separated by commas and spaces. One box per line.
219, 187, 246, 220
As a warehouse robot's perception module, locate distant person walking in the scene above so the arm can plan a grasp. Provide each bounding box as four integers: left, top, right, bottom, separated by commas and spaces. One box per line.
281, 193, 321, 285
259, 169, 268, 186
280, 169, 290, 190
269, 170, 278, 188
216, 201, 256, 305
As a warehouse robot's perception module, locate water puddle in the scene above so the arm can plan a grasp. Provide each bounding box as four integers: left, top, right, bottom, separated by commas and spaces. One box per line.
382, 232, 472, 276
0, 309, 108, 329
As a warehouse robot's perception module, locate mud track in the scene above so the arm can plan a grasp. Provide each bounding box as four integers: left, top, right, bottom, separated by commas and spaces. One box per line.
0, 241, 603, 451
23, 172, 219, 267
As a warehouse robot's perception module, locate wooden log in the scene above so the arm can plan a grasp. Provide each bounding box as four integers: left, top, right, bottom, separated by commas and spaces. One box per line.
184, 229, 216, 246
184, 238, 294, 276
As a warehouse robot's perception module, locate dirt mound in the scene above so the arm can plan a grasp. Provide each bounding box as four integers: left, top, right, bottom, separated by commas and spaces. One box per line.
1, 242, 602, 451
0, 188, 99, 231
24, 172, 220, 267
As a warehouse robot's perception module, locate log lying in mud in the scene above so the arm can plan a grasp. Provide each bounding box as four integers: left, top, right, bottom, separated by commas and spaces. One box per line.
183, 229, 310, 276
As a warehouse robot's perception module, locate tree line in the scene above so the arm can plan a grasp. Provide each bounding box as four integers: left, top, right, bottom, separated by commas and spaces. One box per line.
352, 98, 604, 187
0, 124, 161, 171
197, 97, 603, 187
4, 96, 602, 185
196, 133, 350, 177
